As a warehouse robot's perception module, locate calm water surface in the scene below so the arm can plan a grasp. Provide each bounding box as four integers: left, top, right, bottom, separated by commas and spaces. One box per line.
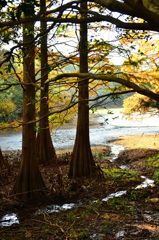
1, 110, 159, 151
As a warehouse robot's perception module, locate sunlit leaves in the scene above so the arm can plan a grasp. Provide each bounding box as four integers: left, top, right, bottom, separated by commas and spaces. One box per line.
48, 88, 77, 130
0, 97, 16, 120
122, 93, 152, 114
121, 33, 159, 113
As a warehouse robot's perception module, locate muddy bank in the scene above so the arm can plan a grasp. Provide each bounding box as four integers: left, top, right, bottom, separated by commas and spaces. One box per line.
0, 145, 159, 239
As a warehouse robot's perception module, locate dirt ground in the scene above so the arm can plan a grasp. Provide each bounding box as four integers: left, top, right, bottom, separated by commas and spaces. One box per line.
0, 114, 159, 239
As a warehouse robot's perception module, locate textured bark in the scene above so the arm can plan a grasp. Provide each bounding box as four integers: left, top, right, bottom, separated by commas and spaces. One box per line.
12, 19, 47, 201
36, 0, 57, 165
0, 148, 8, 170
69, 1, 96, 178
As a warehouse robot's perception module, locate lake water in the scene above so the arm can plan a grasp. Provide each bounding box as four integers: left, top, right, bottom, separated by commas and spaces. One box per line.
1, 110, 159, 151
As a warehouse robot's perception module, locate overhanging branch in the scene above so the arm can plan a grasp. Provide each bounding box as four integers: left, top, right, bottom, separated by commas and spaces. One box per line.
48, 72, 159, 102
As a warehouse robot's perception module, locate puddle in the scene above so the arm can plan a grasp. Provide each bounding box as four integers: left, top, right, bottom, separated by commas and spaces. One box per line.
135, 176, 155, 189
90, 233, 105, 240
110, 144, 129, 170
102, 190, 127, 202
109, 144, 125, 162
119, 165, 129, 170
35, 203, 78, 215
115, 230, 125, 238
0, 213, 19, 227
101, 176, 155, 203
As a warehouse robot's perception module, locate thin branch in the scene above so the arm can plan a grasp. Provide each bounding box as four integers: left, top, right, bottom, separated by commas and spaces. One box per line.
0, 85, 12, 91
9, 61, 24, 90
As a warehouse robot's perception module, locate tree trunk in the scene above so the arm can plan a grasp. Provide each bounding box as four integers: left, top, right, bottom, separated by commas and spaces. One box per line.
0, 148, 8, 170
36, 0, 57, 165
0, 148, 10, 183
12, 19, 47, 201
69, 1, 96, 178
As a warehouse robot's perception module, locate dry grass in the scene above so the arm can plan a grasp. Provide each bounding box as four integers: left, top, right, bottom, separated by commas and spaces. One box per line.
112, 133, 159, 149
56, 145, 110, 155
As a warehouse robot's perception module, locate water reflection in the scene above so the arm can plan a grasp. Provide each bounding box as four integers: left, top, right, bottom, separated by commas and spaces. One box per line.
115, 230, 125, 238
109, 144, 125, 161
135, 176, 155, 189
102, 190, 127, 202
35, 203, 78, 215
0, 213, 19, 227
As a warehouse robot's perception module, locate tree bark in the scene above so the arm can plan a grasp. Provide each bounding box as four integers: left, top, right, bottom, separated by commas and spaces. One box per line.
12, 19, 47, 201
69, 1, 96, 178
0, 148, 8, 170
36, 0, 57, 165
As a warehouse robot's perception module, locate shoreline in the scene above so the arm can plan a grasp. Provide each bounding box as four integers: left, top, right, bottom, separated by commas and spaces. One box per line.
0, 113, 101, 136
2, 133, 159, 155
111, 133, 159, 150
1, 110, 159, 152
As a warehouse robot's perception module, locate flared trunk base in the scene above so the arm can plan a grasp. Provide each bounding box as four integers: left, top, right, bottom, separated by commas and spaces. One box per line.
37, 129, 57, 165
12, 166, 47, 201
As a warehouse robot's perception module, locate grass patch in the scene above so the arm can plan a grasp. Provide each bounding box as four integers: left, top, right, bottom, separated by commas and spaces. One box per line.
147, 154, 159, 184
103, 168, 140, 182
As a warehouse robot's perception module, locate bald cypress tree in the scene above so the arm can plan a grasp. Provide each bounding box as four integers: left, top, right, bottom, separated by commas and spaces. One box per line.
36, 0, 57, 165
69, 1, 97, 178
